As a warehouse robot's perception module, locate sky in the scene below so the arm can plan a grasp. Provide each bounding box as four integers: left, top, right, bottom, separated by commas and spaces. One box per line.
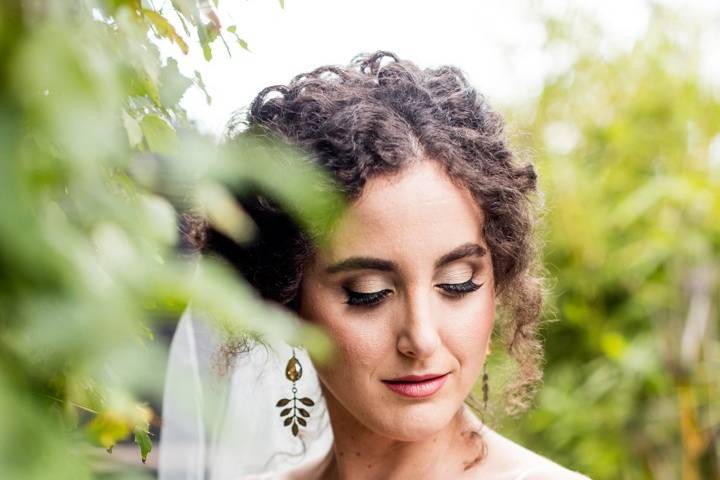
159, 0, 720, 137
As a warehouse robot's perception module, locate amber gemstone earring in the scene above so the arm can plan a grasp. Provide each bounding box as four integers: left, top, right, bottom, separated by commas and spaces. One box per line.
275, 348, 315, 436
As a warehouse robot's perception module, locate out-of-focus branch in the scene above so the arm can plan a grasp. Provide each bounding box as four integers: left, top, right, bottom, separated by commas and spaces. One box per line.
677, 265, 717, 480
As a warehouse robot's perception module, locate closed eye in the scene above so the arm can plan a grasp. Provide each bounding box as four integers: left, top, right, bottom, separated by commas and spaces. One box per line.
437, 279, 484, 297
343, 280, 484, 307
342, 287, 392, 307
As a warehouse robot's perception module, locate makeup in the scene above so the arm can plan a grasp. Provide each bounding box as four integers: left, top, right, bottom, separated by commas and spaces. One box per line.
382, 373, 449, 398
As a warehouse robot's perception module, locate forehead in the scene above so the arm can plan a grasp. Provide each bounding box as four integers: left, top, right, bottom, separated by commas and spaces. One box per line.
321, 159, 485, 264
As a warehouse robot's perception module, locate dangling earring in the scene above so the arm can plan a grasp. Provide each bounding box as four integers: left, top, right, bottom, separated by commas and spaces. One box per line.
482, 363, 489, 416
276, 347, 315, 437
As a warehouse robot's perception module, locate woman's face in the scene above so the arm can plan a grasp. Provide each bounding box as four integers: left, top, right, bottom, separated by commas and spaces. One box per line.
299, 159, 495, 441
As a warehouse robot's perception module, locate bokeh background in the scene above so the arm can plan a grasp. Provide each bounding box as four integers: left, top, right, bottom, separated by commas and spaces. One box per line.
0, 1, 718, 479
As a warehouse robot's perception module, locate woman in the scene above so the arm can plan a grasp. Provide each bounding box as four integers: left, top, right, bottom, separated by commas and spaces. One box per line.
161, 51, 590, 479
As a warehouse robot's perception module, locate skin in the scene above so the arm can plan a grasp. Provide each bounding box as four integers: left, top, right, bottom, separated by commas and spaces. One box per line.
298, 158, 496, 479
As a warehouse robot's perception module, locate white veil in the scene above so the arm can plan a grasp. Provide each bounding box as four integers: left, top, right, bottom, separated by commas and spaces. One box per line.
158, 307, 334, 479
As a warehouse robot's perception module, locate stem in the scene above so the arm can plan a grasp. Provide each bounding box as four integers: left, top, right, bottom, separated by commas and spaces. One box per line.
44, 395, 99, 414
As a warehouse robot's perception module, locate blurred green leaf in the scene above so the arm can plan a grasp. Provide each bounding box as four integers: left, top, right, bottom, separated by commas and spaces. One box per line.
159, 58, 193, 107
194, 70, 212, 104
196, 181, 256, 244
0, 0, 336, 474
140, 114, 177, 155
133, 427, 152, 463
122, 111, 143, 148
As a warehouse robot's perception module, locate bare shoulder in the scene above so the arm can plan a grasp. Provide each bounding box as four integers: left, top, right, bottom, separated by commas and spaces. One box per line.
472, 426, 591, 480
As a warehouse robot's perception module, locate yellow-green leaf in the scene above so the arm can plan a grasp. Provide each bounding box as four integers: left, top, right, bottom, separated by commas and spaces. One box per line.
143, 9, 189, 55
85, 411, 132, 453
140, 114, 177, 155
226, 26, 250, 51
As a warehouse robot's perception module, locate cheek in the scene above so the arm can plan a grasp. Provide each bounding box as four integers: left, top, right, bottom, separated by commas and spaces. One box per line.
324, 315, 387, 369
303, 291, 392, 381
442, 291, 495, 364
315, 322, 389, 395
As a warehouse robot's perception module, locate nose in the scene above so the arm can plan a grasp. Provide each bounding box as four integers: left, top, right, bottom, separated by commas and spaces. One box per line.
396, 288, 440, 359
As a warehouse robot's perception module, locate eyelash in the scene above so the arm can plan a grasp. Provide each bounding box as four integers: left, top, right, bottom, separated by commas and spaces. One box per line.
342, 279, 484, 307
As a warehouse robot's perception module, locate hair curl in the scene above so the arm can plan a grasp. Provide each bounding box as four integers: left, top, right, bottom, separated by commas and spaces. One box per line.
188, 51, 545, 417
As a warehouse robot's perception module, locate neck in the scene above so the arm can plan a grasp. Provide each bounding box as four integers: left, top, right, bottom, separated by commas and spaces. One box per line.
319, 394, 484, 480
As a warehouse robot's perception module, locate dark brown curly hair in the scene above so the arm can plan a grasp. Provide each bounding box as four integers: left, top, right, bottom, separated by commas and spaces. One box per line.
187, 51, 545, 417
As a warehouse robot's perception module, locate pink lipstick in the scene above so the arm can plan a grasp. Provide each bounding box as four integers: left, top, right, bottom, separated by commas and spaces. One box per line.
382, 373, 449, 398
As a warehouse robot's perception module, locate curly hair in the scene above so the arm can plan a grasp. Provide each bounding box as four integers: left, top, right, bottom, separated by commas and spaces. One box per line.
187, 51, 545, 417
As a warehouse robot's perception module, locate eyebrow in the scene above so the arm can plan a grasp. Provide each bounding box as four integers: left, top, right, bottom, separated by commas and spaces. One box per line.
324, 242, 487, 275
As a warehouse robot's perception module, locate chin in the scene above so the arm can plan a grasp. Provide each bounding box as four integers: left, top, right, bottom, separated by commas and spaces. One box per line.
370, 400, 458, 442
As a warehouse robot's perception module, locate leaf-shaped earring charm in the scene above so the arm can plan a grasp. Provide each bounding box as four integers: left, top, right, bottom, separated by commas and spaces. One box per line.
275, 348, 315, 437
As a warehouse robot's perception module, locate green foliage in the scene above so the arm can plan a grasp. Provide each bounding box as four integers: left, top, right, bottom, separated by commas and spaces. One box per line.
498, 8, 720, 480
133, 426, 152, 464
0, 0, 339, 477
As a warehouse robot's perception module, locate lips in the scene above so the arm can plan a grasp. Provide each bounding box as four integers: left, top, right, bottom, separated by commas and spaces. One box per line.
382, 373, 449, 398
